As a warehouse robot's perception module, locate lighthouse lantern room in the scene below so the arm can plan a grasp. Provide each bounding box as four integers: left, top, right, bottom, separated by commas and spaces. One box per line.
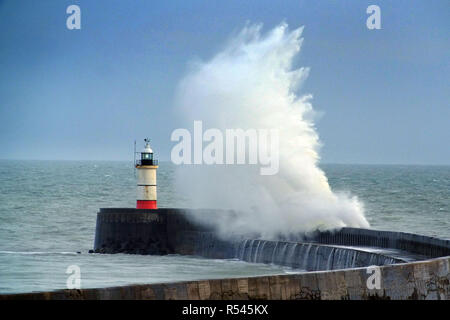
135, 138, 158, 209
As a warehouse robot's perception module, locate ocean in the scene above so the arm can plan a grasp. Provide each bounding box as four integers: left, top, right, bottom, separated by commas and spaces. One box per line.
0, 160, 448, 294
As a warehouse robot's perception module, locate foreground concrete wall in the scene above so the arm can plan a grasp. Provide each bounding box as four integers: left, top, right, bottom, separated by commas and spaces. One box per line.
2, 256, 448, 300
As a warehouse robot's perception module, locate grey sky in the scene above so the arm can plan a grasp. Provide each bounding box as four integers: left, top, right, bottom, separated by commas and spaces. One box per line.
0, 0, 448, 164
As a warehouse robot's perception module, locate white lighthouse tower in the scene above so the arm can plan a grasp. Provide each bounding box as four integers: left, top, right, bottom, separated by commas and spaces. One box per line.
135, 138, 158, 209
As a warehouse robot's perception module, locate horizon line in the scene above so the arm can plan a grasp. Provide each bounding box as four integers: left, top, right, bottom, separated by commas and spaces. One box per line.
0, 158, 449, 167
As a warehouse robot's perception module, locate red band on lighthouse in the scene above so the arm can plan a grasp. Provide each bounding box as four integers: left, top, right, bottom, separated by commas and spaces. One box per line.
136, 200, 157, 209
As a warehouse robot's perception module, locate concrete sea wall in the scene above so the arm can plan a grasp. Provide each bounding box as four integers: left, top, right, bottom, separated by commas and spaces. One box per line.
94, 208, 410, 271
93, 208, 450, 265
301, 227, 450, 258
2, 256, 449, 300
182, 232, 404, 271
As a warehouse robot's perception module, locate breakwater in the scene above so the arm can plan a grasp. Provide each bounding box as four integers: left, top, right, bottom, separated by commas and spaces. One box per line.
93, 208, 450, 272
300, 227, 450, 258
2, 256, 449, 300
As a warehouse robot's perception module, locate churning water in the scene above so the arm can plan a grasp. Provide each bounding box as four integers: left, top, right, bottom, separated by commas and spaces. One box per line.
0, 160, 448, 293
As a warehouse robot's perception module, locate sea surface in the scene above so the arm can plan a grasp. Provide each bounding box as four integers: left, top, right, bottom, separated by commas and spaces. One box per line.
0, 160, 448, 294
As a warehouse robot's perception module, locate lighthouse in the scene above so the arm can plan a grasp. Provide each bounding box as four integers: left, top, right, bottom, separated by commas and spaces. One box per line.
135, 138, 158, 209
